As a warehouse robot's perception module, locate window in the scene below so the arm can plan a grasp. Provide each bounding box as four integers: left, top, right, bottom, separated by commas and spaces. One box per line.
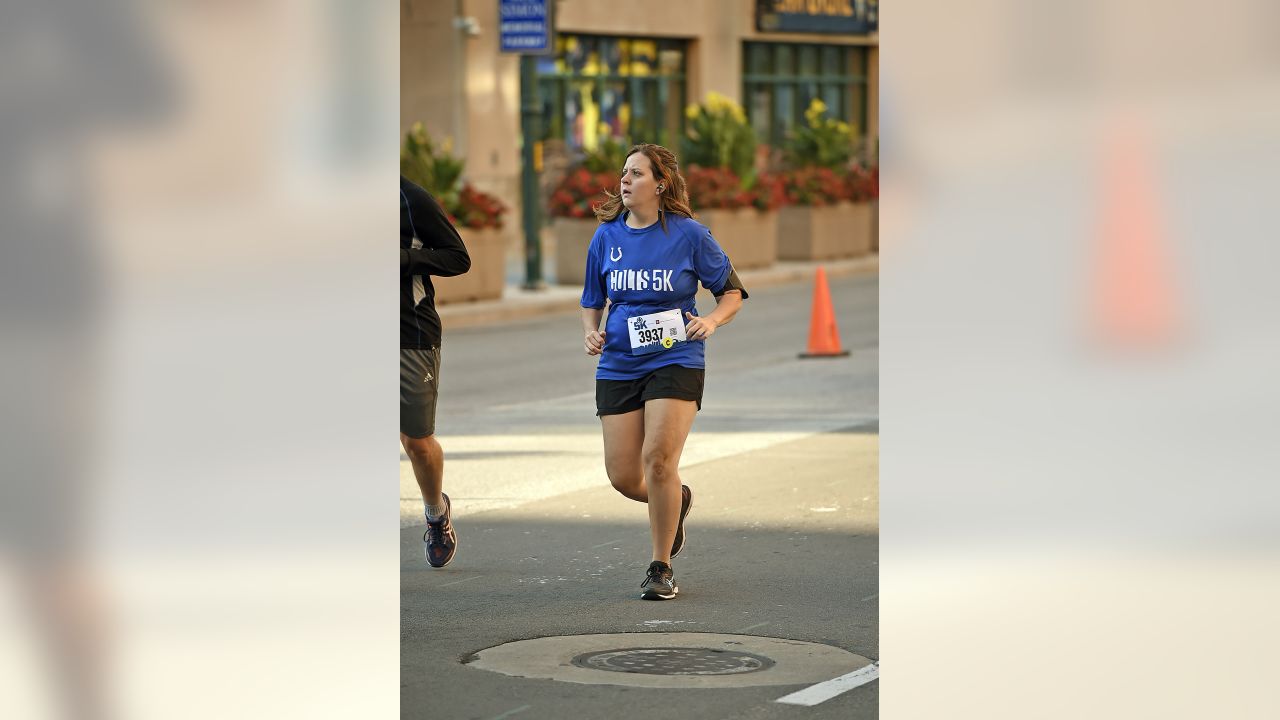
536, 35, 688, 152
743, 42, 869, 149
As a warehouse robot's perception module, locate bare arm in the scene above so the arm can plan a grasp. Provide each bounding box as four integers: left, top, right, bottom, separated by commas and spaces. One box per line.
582, 306, 606, 355
685, 290, 742, 340
709, 289, 743, 326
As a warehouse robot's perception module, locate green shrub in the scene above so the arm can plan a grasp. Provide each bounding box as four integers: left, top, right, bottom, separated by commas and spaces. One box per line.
582, 138, 631, 174
682, 92, 757, 186
401, 123, 506, 229
401, 122, 464, 209
783, 98, 857, 170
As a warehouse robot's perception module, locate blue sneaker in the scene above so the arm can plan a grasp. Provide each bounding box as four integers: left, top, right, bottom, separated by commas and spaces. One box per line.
423, 493, 457, 568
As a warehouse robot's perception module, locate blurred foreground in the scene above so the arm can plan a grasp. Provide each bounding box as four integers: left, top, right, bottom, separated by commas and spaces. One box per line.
0, 0, 1277, 717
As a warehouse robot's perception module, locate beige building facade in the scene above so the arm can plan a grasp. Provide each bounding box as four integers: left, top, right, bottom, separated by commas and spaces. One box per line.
402, 0, 878, 242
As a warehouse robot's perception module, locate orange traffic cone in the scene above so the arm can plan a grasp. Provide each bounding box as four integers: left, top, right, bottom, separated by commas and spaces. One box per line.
799, 267, 850, 358
1092, 123, 1180, 349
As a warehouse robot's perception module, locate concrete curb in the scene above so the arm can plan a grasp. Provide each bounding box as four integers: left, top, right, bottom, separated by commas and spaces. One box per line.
439, 254, 879, 329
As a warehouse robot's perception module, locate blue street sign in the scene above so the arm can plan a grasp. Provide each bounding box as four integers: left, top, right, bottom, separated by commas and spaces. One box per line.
500, 0, 551, 54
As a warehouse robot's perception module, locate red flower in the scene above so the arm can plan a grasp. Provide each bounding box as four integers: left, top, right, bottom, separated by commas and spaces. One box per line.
686, 165, 745, 211
774, 166, 866, 207
451, 183, 507, 229
748, 173, 787, 211
844, 164, 878, 202
549, 169, 615, 219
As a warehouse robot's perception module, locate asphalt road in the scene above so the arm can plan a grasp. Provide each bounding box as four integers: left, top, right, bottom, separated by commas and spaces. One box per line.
401, 272, 878, 719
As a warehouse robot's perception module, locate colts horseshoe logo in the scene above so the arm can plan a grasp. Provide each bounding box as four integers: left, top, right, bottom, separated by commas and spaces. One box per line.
610, 247, 623, 262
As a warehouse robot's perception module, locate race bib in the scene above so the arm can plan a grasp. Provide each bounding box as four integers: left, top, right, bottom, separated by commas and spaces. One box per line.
627, 309, 687, 355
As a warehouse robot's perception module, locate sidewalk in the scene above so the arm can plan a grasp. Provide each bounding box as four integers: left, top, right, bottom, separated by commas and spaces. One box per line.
438, 254, 879, 329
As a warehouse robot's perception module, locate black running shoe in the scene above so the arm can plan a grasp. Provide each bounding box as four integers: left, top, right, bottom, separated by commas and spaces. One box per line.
640, 560, 678, 600
671, 484, 693, 558
423, 493, 457, 568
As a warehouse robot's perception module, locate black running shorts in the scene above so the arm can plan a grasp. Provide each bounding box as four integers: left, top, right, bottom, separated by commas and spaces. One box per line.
596, 365, 705, 416
401, 347, 441, 437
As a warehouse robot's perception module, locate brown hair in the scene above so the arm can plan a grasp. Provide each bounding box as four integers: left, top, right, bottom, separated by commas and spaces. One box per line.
593, 143, 696, 233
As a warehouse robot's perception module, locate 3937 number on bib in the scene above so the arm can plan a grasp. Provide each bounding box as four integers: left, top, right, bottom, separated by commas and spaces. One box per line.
627, 309, 687, 355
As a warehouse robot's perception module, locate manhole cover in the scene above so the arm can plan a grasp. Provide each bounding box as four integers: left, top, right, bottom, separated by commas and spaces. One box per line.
572, 647, 775, 676
466, 633, 872, 689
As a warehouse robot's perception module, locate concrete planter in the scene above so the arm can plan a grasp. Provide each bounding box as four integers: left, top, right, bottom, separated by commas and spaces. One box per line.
552, 217, 601, 286
845, 201, 874, 257
434, 226, 505, 304
777, 204, 842, 261
698, 208, 778, 271
777, 202, 873, 261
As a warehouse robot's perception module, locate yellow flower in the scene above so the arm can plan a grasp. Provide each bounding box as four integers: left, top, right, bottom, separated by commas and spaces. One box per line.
804, 98, 828, 127
685, 104, 699, 120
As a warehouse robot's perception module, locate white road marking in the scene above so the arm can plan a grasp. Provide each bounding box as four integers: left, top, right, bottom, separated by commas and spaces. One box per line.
638, 619, 698, 627
489, 705, 531, 720
774, 662, 879, 706
590, 538, 622, 549
440, 575, 483, 588
738, 621, 770, 632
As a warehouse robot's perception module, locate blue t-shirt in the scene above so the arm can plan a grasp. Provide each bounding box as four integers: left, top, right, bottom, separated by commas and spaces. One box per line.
581, 213, 733, 380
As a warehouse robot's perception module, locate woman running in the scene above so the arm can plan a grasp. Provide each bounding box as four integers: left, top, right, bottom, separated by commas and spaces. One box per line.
580, 143, 747, 600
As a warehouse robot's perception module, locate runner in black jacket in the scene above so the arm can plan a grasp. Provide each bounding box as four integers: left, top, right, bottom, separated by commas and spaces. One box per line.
400, 176, 470, 567
401, 177, 471, 348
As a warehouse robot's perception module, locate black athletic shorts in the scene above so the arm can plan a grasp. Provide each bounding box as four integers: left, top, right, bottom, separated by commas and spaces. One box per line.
596, 365, 705, 416
401, 347, 441, 437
